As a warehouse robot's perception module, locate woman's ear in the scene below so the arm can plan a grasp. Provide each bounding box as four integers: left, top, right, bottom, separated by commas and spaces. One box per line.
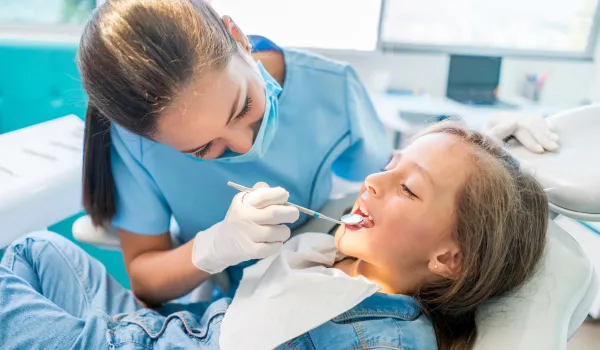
222, 15, 252, 54
428, 248, 462, 280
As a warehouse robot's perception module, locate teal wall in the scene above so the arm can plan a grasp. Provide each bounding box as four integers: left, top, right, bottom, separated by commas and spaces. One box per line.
0, 40, 87, 132
0, 39, 129, 288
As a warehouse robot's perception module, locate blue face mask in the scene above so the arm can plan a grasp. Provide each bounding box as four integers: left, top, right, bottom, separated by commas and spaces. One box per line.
186, 61, 282, 164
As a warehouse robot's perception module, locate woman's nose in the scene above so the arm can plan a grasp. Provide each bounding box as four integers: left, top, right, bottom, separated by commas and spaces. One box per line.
225, 129, 254, 154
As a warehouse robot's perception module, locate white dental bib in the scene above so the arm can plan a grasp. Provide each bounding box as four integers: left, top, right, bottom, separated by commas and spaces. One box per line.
219, 233, 380, 350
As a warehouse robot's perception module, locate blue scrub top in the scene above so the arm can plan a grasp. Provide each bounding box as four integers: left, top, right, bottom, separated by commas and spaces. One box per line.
109, 36, 392, 290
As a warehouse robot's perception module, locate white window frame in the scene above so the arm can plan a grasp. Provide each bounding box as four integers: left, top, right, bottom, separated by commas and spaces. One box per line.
377, 0, 600, 61
0, 0, 99, 44
1, 0, 600, 61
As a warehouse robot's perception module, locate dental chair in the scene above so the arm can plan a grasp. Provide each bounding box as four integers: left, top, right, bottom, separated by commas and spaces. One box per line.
24, 105, 600, 349
477, 104, 600, 349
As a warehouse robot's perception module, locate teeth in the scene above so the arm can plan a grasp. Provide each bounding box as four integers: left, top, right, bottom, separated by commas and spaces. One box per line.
360, 205, 369, 216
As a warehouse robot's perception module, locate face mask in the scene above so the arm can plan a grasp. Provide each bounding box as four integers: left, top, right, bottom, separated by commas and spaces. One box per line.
186, 61, 282, 164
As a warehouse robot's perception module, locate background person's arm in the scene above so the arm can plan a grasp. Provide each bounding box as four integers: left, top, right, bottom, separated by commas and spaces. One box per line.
119, 229, 210, 306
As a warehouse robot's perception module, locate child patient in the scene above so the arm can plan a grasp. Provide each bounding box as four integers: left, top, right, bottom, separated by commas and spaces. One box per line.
0, 122, 547, 350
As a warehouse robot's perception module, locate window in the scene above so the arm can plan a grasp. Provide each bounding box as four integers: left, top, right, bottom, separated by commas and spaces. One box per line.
0, 0, 96, 26
380, 0, 600, 58
210, 0, 382, 50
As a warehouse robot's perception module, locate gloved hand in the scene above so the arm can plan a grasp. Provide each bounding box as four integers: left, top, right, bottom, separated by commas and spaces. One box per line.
484, 114, 560, 153
192, 182, 300, 274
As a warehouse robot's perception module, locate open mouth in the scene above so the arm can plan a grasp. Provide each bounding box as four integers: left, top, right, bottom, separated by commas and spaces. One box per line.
345, 201, 375, 230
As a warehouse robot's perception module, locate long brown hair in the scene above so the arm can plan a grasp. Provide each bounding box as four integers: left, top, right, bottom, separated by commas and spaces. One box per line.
414, 122, 548, 350
77, 0, 237, 226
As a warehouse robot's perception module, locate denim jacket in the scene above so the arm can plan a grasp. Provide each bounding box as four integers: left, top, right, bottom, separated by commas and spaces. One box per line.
108, 234, 437, 350
281, 292, 437, 350
107, 294, 436, 350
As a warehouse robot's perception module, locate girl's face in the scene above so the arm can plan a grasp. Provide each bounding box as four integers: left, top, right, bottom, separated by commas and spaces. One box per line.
335, 133, 475, 281
155, 16, 266, 159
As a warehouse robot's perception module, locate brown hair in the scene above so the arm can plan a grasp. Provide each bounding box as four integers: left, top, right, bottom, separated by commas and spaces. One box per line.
413, 121, 548, 350
77, 0, 237, 226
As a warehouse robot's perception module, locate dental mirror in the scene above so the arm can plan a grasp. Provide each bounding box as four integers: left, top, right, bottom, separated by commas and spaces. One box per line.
340, 213, 364, 226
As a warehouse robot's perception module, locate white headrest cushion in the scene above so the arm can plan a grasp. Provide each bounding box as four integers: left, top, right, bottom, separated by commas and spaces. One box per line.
474, 220, 594, 349
509, 104, 600, 215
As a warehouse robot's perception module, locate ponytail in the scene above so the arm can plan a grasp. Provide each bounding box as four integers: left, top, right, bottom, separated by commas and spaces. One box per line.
82, 104, 115, 227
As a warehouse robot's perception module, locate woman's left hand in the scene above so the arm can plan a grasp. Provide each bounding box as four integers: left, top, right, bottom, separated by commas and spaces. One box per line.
484, 114, 560, 153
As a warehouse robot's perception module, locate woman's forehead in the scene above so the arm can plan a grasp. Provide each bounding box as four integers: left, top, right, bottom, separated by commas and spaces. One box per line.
155, 60, 248, 149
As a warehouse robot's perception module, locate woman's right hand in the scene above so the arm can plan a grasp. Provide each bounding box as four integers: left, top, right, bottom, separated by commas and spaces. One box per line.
192, 183, 300, 274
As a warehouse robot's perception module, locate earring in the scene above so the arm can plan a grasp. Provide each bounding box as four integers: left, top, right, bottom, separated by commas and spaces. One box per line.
246, 43, 252, 51
434, 264, 439, 269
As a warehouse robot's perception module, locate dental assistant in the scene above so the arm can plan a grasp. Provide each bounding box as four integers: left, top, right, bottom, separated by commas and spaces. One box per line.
79, 0, 392, 305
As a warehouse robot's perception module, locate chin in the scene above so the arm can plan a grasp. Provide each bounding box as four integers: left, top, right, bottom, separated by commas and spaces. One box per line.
334, 225, 375, 259
334, 225, 346, 250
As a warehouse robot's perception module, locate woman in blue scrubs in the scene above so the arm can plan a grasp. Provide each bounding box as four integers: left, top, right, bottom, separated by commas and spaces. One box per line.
78, 0, 391, 305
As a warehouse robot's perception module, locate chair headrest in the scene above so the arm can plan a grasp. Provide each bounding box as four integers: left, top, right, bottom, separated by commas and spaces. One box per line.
509, 104, 600, 217
474, 220, 595, 349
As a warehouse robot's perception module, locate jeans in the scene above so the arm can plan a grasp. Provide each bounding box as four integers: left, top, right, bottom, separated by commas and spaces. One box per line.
0, 231, 230, 349
0, 231, 141, 349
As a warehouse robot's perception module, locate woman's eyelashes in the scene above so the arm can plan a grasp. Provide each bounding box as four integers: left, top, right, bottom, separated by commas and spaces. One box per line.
193, 141, 213, 158
191, 96, 255, 158
235, 96, 254, 121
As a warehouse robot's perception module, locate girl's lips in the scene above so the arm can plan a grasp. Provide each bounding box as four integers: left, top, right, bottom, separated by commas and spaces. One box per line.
345, 223, 361, 231
345, 200, 375, 229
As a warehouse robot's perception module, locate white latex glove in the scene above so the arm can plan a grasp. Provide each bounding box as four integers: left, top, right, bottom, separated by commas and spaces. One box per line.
192, 182, 300, 274
485, 114, 560, 153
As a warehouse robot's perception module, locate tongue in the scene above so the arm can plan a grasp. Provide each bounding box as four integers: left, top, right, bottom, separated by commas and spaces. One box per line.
362, 216, 375, 228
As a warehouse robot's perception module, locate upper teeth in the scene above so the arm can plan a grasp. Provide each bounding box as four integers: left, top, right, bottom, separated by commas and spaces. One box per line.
360, 205, 369, 216
360, 205, 373, 222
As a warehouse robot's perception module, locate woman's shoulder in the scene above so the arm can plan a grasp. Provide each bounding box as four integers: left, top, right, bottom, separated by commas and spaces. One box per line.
110, 122, 160, 161
250, 35, 353, 79
283, 47, 352, 77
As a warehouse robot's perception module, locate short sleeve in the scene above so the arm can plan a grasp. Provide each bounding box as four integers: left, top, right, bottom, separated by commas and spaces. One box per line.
110, 126, 171, 235
332, 67, 393, 182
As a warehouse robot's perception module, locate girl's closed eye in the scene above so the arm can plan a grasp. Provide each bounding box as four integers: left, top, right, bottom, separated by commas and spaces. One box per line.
402, 184, 418, 199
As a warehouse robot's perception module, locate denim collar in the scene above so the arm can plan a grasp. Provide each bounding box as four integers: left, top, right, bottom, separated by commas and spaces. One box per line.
333, 292, 422, 322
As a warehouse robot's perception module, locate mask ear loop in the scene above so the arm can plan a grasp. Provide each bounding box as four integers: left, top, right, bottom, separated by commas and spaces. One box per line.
235, 41, 252, 54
